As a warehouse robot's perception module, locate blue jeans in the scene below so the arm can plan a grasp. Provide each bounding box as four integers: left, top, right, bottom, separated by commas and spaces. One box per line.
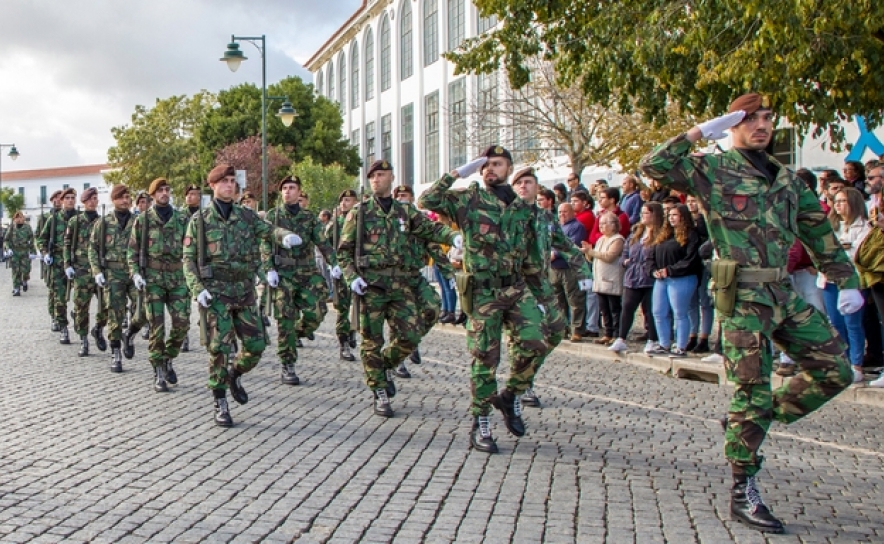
653, 275, 698, 350
689, 269, 714, 336
822, 282, 865, 367
434, 266, 457, 313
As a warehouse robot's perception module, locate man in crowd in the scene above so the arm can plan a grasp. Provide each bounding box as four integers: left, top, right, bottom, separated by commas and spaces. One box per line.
552, 203, 589, 343
565, 172, 588, 198
620, 175, 643, 225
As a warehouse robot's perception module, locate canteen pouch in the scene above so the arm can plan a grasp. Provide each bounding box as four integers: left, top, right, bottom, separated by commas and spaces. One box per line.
455, 272, 474, 315
710, 259, 738, 317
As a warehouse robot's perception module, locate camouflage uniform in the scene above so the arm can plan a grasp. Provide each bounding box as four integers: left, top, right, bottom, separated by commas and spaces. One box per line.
338, 195, 454, 392
418, 173, 546, 417
39, 209, 77, 329
4, 223, 35, 291
641, 133, 856, 478
64, 211, 108, 339
128, 206, 190, 370
263, 204, 336, 367
182, 201, 292, 392
327, 213, 353, 338
403, 224, 454, 339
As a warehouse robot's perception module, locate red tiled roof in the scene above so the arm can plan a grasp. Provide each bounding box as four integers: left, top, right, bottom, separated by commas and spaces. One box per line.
304, 0, 368, 70
1, 164, 109, 182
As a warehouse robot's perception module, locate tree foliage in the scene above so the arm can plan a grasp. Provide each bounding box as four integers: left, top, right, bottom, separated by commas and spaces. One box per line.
448, 1, 884, 146
0, 187, 24, 220
214, 136, 293, 205
290, 157, 358, 214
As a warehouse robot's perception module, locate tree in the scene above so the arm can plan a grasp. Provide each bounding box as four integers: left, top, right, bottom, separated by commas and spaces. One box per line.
198, 76, 361, 175
448, 1, 884, 146
290, 157, 358, 214
0, 187, 24, 219
106, 92, 217, 194
214, 136, 293, 206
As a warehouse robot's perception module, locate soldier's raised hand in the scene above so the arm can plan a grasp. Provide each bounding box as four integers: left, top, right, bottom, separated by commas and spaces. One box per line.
696, 111, 746, 140
351, 277, 368, 296
197, 289, 213, 308
65, 267, 76, 280
282, 234, 302, 248
94, 273, 106, 287
132, 273, 146, 290
267, 269, 280, 288
454, 156, 488, 179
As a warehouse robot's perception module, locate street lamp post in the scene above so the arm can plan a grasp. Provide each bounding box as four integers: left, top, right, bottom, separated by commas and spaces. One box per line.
0, 144, 20, 224
220, 35, 296, 211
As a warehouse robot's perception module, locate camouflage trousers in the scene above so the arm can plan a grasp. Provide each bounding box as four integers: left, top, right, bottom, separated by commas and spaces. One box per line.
358, 281, 421, 391
143, 274, 191, 368
272, 273, 320, 362
408, 274, 441, 340
521, 288, 567, 379
9, 254, 31, 289
204, 293, 267, 390
723, 291, 852, 477
467, 282, 547, 416
104, 272, 145, 343
296, 275, 328, 336
71, 270, 107, 336
333, 281, 352, 337
46, 262, 69, 327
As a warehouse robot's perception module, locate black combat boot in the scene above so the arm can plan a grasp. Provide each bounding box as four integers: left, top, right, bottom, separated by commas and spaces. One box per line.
59, 327, 71, 345
78, 335, 89, 357
12, 288, 20, 296
470, 416, 498, 453
281, 361, 300, 385
22, 282, 27, 292
91, 325, 107, 352
384, 370, 397, 398
122, 328, 136, 359
180, 334, 189, 353
227, 364, 249, 405
349, 331, 357, 348
521, 387, 540, 407
692, 337, 710, 353
110, 341, 123, 373
373, 389, 393, 418
454, 312, 467, 326
409, 348, 422, 365
394, 361, 411, 379
262, 315, 271, 327
154, 364, 168, 392
339, 335, 355, 361
213, 390, 233, 427
164, 359, 177, 385
490, 389, 526, 437
51, 319, 59, 332
731, 474, 785, 533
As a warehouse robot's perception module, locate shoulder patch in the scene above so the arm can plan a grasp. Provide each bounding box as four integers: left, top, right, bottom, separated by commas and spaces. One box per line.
183, 236, 192, 247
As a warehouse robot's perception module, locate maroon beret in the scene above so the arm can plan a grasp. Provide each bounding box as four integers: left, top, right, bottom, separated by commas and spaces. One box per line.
80, 187, 98, 203
728, 93, 772, 115
367, 159, 393, 178
148, 177, 169, 196
338, 189, 357, 201
478, 145, 513, 172
61, 188, 77, 199
50, 190, 64, 201
110, 184, 130, 201
393, 185, 414, 196
511, 167, 537, 185
278, 175, 302, 191
207, 164, 235, 184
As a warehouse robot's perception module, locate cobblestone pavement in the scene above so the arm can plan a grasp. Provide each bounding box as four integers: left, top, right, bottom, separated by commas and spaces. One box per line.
1, 264, 883, 543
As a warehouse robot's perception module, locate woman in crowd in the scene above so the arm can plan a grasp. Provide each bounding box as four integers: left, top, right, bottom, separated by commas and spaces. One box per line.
583, 212, 626, 346
433, 213, 459, 324
645, 204, 701, 356
820, 187, 869, 382
843, 160, 868, 198
855, 205, 884, 387
685, 195, 713, 353
609, 202, 663, 354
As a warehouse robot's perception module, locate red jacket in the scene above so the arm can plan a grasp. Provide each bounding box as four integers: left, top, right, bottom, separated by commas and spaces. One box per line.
575, 209, 595, 242
589, 206, 631, 246
787, 240, 814, 273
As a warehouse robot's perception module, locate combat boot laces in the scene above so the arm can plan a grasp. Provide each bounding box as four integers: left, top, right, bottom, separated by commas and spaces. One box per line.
110, 348, 123, 373
339, 340, 355, 362
154, 365, 168, 393
731, 476, 784, 533
374, 389, 393, 417
78, 335, 89, 357
281, 362, 300, 385
214, 397, 233, 427
491, 389, 526, 437
227, 365, 249, 405
59, 327, 71, 345
470, 416, 498, 453
91, 326, 107, 352
164, 359, 177, 385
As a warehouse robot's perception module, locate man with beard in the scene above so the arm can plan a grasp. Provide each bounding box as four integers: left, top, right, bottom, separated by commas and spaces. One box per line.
39, 187, 78, 344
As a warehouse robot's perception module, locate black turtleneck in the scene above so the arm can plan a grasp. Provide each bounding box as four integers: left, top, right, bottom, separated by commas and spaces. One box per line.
85, 210, 98, 222
377, 196, 393, 214
487, 183, 517, 206
214, 199, 233, 221
155, 204, 173, 224
737, 148, 779, 183
285, 203, 301, 216
63, 208, 77, 221
188, 205, 200, 216
114, 209, 132, 230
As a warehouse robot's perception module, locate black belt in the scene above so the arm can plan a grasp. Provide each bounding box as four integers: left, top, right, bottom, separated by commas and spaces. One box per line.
474, 274, 520, 290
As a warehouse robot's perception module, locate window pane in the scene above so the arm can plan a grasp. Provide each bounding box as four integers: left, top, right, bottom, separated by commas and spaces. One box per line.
351, 43, 359, 110
365, 29, 374, 101
380, 16, 391, 92
448, 78, 467, 170
365, 121, 376, 166
448, 0, 465, 51
400, 4, 413, 80
423, 0, 438, 66
381, 114, 392, 160
424, 91, 439, 182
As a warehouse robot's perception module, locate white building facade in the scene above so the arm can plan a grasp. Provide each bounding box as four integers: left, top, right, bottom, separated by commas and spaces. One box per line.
1, 165, 112, 226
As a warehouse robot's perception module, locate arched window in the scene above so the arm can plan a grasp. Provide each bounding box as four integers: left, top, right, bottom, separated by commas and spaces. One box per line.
327, 62, 335, 101
350, 42, 359, 110
423, 0, 438, 66
380, 15, 391, 92
364, 28, 375, 101
338, 52, 347, 110
316, 71, 324, 97
447, 0, 464, 51
400, 2, 413, 80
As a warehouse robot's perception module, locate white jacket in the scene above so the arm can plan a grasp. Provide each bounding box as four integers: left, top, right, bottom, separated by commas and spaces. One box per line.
817, 216, 869, 287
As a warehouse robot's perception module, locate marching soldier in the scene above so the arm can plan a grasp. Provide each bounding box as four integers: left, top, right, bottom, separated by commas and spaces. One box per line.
63, 188, 108, 356
88, 185, 146, 372
418, 145, 546, 454
294, 190, 330, 344
179, 183, 203, 353
128, 178, 190, 393
4, 211, 36, 296
39, 187, 78, 344
263, 175, 340, 385
640, 93, 858, 533
327, 189, 359, 361
338, 160, 459, 418
182, 165, 299, 427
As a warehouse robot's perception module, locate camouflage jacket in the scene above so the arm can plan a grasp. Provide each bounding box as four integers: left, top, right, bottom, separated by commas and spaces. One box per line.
182, 200, 293, 301
88, 210, 137, 277
640, 133, 859, 305
64, 211, 100, 270
418, 174, 535, 280
263, 204, 336, 277
127, 206, 188, 280
525, 206, 591, 296
338, 195, 455, 288
38, 208, 76, 258
399, 203, 455, 278
35, 210, 55, 249
4, 223, 35, 253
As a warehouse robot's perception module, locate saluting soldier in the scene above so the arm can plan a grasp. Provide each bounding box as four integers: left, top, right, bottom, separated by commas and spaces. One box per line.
39, 187, 78, 344
88, 185, 146, 372
418, 146, 546, 454
128, 178, 191, 393
4, 211, 36, 296
182, 165, 299, 427
63, 187, 108, 356
339, 160, 459, 418
640, 93, 859, 533
327, 189, 359, 361
263, 175, 340, 385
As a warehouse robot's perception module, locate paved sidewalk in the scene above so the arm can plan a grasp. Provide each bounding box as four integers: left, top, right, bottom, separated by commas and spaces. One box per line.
0, 264, 883, 543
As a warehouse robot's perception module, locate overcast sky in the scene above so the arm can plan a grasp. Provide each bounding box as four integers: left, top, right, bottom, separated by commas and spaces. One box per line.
0, 0, 361, 172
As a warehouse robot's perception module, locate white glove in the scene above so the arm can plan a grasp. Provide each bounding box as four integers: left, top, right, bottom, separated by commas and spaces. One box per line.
133, 273, 146, 290
267, 269, 280, 288
455, 156, 488, 178
351, 277, 368, 296
538, 304, 546, 316
696, 111, 746, 140
281, 234, 302, 248
449, 278, 456, 290
330, 265, 343, 279
94, 273, 106, 287
197, 289, 213, 308
452, 234, 464, 250
65, 267, 76, 280
29, 254, 38, 260
838, 288, 864, 315
43, 254, 53, 265
4, 249, 11, 258
578, 278, 593, 291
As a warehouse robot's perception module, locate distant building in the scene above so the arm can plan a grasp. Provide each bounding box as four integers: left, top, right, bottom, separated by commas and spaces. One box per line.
1, 164, 110, 225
